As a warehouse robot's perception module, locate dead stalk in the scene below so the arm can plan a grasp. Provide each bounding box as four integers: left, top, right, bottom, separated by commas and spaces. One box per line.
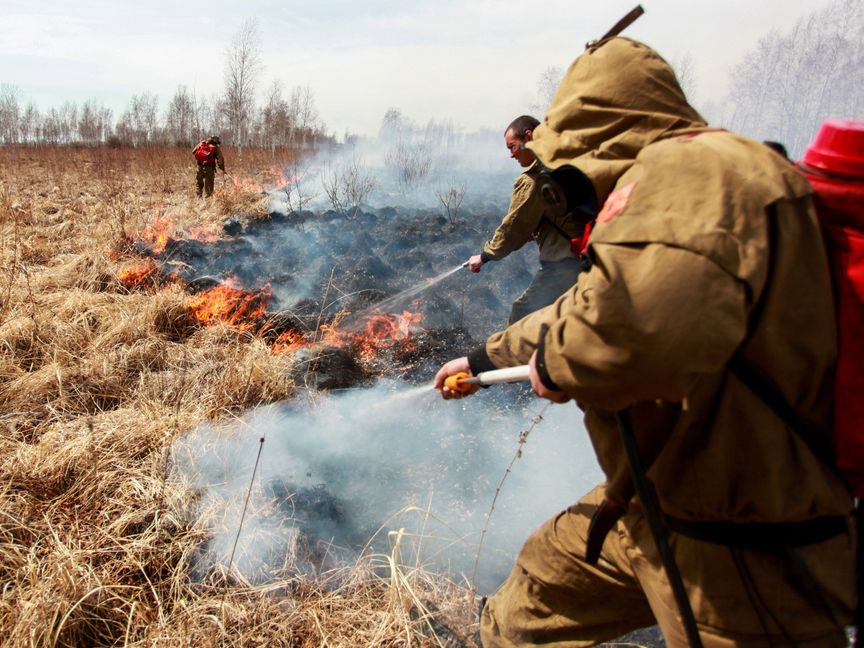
470, 403, 550, 594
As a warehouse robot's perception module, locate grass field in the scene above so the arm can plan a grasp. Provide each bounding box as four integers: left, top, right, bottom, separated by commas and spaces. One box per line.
0, 145, 479, 647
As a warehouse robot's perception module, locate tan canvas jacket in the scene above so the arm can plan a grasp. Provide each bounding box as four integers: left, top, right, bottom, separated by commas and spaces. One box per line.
482, 160, 581, 263
475, 38, 852, 523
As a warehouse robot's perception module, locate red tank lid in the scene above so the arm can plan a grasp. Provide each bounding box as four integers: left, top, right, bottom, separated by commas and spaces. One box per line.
801, 118, 864, 179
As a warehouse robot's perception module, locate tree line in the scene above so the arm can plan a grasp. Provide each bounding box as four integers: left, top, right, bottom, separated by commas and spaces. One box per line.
701, 0, 863, 158
0, 19, 329, 150
1, 3, 861, 155
527, 0, 862, 161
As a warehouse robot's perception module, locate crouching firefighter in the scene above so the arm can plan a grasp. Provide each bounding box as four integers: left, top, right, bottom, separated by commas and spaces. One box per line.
435, 36, 858, 648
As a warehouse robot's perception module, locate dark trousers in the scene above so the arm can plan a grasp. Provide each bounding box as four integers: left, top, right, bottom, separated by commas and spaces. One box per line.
196, 164, 216, 197
508, 257, 587, 324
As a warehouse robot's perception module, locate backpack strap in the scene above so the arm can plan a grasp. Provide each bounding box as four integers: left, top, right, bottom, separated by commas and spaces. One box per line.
540, 215, 593, 256
727, 355, 835, 466
728, 203, 835, 466
729, 202, 859, 639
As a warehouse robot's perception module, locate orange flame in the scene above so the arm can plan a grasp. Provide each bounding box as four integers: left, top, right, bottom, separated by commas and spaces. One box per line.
186, 276, 273, 330
177, 271, 427, 363
272, 329, 307, 354
269, 309, 426, 360
132, 210, 223, 254
348, 310, 425, 360
215, 175, 264, 196
186, 224, 222, 243
118, 258, 158, 288
137, 215, 173, 254
271, 166, 302, 190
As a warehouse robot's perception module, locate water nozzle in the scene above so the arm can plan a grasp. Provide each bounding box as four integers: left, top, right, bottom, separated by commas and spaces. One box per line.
443, 371, 475, 393
441, 365, 531, 393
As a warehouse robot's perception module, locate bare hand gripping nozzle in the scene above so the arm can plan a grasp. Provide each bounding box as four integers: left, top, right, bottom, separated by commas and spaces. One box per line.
442, 365, 531, 393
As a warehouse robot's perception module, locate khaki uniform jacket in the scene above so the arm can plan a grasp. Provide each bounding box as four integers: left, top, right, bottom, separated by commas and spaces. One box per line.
475, 38, 853, 524
482, 160, 580, 263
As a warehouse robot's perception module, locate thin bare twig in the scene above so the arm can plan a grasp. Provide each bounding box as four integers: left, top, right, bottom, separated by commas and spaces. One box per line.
470, 403, 551, 593
221, 435, 265, 615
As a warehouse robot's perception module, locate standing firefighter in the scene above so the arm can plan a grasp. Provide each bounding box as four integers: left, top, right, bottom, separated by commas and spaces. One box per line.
192, 135, 226, 198
468, 115, 593, 324
436, 37, 857, 647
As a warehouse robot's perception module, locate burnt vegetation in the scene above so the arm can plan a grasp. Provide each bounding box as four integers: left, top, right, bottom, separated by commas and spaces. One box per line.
2, 3, 860, 645
0, 143, 534, 646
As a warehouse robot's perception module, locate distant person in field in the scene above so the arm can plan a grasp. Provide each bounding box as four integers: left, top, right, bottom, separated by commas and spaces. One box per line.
467, 114, 593, 324
192, 135, 226, 198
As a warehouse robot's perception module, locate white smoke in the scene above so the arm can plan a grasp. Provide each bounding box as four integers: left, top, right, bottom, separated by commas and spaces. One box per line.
171, 378, 602, 592
268, 121, 515, 216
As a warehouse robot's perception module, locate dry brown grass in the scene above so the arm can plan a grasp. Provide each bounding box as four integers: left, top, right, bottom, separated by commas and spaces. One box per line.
0, 146, 479, 647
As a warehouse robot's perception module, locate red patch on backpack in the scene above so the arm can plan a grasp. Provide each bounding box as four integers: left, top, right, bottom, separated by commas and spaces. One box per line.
597, 182, 637, 223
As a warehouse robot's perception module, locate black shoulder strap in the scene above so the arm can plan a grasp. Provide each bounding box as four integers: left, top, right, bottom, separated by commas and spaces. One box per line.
541, 214, 577, 242
728, 356, 835, 465
729, 204, 835, 466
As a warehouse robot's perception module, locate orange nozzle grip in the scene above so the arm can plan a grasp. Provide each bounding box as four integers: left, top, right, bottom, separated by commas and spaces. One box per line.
443, 371, 472, 393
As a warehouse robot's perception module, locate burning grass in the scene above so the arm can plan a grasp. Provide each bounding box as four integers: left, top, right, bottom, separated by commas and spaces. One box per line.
0, 146, 480, 647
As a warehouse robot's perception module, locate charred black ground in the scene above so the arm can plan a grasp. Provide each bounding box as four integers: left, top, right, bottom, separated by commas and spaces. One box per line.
155, 203, 535, 353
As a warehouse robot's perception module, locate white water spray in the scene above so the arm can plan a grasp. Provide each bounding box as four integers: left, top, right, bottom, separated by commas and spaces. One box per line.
340, 263, 467, 330
171, 380, 603, 591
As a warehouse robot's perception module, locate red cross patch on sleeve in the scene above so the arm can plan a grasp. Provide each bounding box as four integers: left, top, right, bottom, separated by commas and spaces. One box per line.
597, 182, 637, 223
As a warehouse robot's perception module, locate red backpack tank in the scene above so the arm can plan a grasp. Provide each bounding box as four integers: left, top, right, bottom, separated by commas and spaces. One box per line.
194, 140, 217, 164
799, 118, 864, 496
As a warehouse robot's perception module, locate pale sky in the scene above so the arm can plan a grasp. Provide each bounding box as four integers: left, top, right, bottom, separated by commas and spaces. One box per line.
0, 0, 836, 137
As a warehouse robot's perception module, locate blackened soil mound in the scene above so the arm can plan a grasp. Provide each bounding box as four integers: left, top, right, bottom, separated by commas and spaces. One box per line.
289, 345, 369, 391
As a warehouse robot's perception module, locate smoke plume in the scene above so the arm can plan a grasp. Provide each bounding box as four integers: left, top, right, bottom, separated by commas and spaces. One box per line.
171, 380, 601, 592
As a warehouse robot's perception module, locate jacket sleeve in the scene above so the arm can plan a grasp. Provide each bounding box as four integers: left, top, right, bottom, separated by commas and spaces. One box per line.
216, 146, 225, 171
482, 173, 544, 260
481, 241, 750, 410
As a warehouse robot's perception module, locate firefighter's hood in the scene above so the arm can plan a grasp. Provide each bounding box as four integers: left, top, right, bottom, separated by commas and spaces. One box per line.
528, 38, 708, 203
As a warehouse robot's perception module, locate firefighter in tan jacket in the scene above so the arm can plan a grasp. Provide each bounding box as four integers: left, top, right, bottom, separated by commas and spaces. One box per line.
436, 38, 857, 647
468, 115, 590, 324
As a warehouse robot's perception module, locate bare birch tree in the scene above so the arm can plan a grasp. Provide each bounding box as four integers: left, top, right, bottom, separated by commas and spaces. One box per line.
670, 53, 697, 101
117, 93, 159, 146
0, 84, 21, 144
223, 18, 262, 151
58, 102, 79, 144
720, 0, 863, 158
165, 85, 196, 145
530, 66, 563, 115
259, 80, 293, 150
290, 85, 322, 149
19, 102, 39, 145
78, 99, 112, 145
